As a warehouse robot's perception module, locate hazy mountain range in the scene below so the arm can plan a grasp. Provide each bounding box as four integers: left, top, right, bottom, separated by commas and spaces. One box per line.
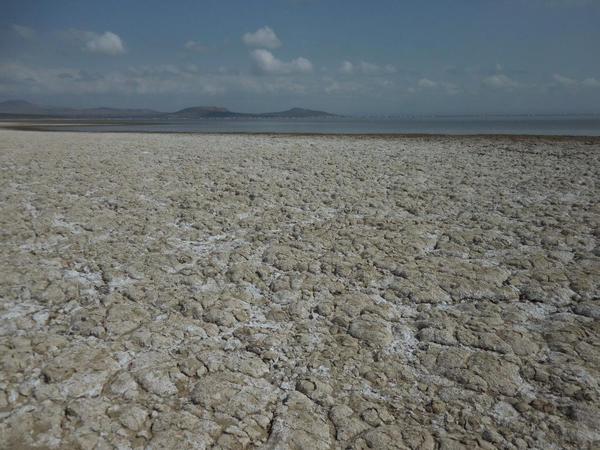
0, 100, 337, 119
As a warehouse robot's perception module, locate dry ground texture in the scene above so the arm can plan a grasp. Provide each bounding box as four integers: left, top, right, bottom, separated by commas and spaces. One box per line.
0, 130, 599, 449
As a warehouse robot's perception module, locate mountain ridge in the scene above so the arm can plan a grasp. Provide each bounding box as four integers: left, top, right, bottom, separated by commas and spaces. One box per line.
0, 100, 338, 119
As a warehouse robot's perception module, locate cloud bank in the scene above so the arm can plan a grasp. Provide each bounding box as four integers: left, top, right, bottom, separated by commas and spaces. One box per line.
0, 61, 315, 98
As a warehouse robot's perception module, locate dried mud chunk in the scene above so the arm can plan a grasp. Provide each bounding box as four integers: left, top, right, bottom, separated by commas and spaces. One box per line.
360, 424, 435, 450
135, 369, 178, 396
191, 371, 279, 419
565, 403, 600, 430
417, 326, 457, 346
572, 301, 600, 319
438, 437, 470, 450
329, 404, 370, 442
0, 401, 65, 449
203, 307, 237, 327
224, 352, 270, 378
64, 397, 114, 433
467, 352, 521, 396
296, 377, 333, 404
149, 410, 220, 449
105, 302, 149, 336
1, 348, 34, 372
499, 330, 540, 356
263, 392, 332, 450
108, 371, 139, 400
348, 314, 393, 347
444, 367, 488, 392
69, 307, 106, 337
117, 405, 148, 431
41, 346, 118, 384
456, 329, 512, 354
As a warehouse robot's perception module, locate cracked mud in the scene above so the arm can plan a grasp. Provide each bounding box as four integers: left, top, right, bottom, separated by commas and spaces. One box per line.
0, 130, 599, 449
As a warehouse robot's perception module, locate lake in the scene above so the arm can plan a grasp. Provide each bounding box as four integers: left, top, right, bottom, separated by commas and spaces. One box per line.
6, 116, 600, 136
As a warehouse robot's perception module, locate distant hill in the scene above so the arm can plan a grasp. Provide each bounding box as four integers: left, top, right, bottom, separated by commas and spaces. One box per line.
169, 106, 245, 119
0, 100, 338, 119
259, 107, 336, 118
171, 106, 337, 119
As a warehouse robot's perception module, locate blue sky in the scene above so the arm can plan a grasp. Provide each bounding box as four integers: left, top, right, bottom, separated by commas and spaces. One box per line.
1, 0, 600, 114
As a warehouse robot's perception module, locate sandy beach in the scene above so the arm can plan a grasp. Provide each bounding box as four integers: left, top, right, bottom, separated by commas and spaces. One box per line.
1, 129, 599, 449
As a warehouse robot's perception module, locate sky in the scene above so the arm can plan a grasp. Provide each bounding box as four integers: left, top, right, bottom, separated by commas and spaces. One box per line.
1, 0, 600, 115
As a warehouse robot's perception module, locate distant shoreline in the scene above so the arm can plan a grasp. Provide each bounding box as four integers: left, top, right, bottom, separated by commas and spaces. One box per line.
2, 120, 600, 141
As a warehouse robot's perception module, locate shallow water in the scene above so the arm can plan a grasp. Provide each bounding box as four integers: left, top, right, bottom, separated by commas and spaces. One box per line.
54, 116, 600, 135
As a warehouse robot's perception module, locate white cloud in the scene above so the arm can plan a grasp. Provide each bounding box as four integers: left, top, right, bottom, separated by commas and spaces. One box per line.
323, 74, 400, 95
482, 74, 520, 89
61, 29, 125, 55
84, 31, 126, 55
339, 60, 396, 75
553, 73, 578, 87
359, 61, 380, 75
415, 78, 460, 95
582, 77, 600, 87
550, 74, 600, 89
184, 40, 208, 53
242, 26, 281, 49
417, 78, 438, 88
12, 24, 35, 40
340, 61, 354, 74
324, 80, 363, 94
250, 49, 312, 74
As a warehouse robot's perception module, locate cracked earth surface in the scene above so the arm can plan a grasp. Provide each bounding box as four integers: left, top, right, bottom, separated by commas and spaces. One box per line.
0, 130, 599, 449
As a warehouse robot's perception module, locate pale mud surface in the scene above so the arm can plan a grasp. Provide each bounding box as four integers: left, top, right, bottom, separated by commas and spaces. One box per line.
0, 130, 599, 450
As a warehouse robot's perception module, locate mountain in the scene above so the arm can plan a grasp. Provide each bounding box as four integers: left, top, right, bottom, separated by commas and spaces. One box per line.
169, 106, 244, 118
0, 100, 337, 119
170, 106, 337, 119
260, 107, 336, 118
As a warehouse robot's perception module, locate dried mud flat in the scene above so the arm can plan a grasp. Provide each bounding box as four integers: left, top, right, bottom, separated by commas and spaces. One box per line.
0, 129, 599, 450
